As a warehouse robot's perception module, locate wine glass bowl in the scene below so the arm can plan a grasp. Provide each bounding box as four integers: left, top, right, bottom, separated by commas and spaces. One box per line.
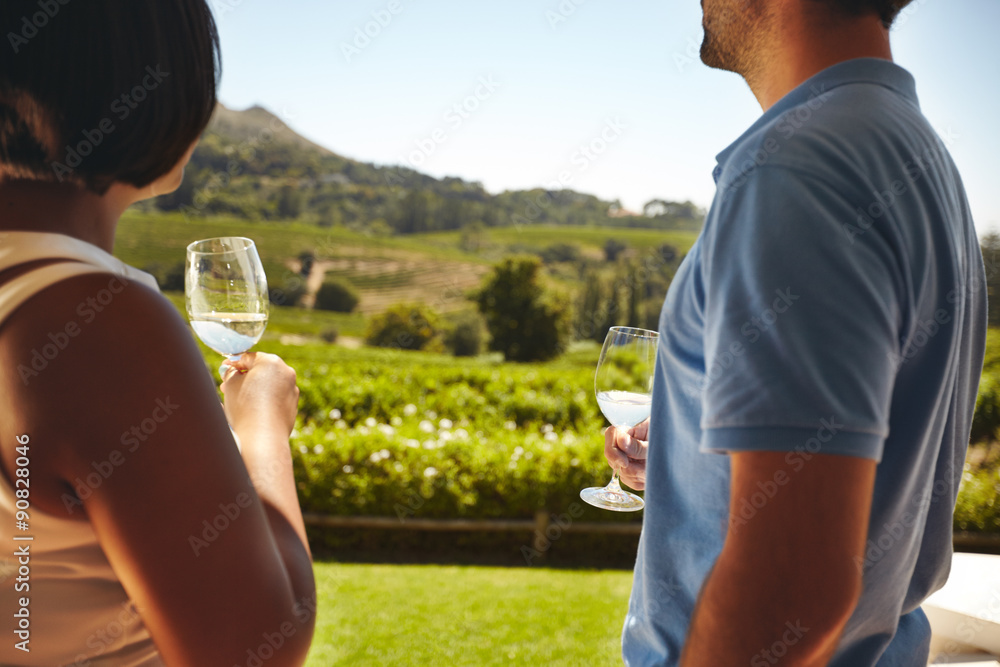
581, 326, 659, 512
185, 237, 269, 365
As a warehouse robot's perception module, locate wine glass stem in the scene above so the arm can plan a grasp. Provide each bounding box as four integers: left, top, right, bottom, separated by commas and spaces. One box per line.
607, 470, 624, 492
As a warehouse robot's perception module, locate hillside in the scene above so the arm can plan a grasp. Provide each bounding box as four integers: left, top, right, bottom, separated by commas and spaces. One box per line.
150, 103, 704, 234
115, 212, 699, 330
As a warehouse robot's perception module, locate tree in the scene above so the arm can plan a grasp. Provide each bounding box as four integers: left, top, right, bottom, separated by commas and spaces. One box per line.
604, 238, 627, 262
475, 256, 571, 362
391, 190, 432, 234
298, 250, 315, 277
277, 184, 303, 219
314, 277, 360, 313
366, 304, 442, 351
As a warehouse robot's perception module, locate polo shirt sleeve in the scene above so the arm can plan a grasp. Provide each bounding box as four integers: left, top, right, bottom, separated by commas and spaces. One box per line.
699, 163, 906, 462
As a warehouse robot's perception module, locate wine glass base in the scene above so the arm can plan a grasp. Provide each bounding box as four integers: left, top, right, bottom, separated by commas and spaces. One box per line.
580, 485, 644, 512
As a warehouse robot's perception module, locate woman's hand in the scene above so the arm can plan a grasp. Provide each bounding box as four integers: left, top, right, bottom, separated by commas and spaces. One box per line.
221, 351, 299, 438
603, 418, 649, 490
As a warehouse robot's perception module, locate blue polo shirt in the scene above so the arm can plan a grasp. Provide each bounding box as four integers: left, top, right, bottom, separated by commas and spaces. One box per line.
623, 58, 987, 666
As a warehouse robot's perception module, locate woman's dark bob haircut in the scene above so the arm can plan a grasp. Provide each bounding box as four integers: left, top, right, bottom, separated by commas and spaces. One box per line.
0, 0, 220, 195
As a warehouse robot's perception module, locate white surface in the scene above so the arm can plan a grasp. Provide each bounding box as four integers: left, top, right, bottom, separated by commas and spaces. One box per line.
925, 553, 1000, 659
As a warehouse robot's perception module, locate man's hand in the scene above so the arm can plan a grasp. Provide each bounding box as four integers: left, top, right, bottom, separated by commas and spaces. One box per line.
603, 419, 649, 490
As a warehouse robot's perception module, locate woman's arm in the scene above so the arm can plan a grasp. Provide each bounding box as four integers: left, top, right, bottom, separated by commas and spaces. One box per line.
3, 274, 316, 666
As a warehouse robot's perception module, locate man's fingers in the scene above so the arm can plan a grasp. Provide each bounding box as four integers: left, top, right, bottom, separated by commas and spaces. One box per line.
630, 418, 650, 442
616, 428, 649, 460
604, 427, 630, 469
620, 462, 646, 491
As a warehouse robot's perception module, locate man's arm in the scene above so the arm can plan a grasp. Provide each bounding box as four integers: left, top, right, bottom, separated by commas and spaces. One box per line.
680, 450, 876, 666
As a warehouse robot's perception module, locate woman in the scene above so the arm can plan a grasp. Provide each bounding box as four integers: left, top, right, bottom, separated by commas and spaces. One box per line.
0, 2, 315, 665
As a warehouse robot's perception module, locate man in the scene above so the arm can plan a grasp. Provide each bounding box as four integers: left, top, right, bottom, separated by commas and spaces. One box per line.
604, 0, 986, 664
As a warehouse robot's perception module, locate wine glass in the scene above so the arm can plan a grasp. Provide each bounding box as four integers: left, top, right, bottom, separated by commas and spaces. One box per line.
580, 326, 659, 512
185, 237, 269, 377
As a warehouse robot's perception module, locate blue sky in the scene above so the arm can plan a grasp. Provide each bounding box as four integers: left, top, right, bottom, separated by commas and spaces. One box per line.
214, 0, 1000, 234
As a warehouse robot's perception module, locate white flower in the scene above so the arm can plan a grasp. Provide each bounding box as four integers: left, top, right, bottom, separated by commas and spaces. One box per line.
335, 420, 348, 429
423, 439, 438, 449
403, 404, 418, 417
365, 417, 377, 428
570, 458, 580, 467
379, 448, 390, 460
524, 451, 534, 460
394, 462, 405, 473
544, 432, 558, 442
542, 423, 554, 434
313, 444, 324, 454
561, 432, 576, 444
405, 439, 421, 449
454, 428, 469, 440
390, 416, 403, 427
439, 418, 453, 430
425, 410, 438, 420
290, 428, 300, 438
325, 432, 336, 441
329, 408, 342, 420
301, 425, 315, 436
504, 421, 517, 431
514, 446, 525, 456
419, 420, 435, 433
369, 451, 381, 463
438, 430, 453, 442
342, 465, 354, 474
378, 424, 395, 437
424, 466, 439, 478
298, 445, 309, 454
357, 426, 370, 436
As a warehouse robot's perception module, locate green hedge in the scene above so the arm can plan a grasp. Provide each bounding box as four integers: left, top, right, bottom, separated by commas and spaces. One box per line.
291, 414, 636, 524
955, 467, 1000, 533
270, 342, 1000, 538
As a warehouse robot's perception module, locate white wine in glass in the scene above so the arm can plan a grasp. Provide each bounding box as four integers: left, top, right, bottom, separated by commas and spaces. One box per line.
581, 326, 659, 512
185, 237, 269, 373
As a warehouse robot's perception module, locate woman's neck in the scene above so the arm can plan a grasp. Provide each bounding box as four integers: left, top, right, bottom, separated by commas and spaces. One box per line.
0, 179, 133, 254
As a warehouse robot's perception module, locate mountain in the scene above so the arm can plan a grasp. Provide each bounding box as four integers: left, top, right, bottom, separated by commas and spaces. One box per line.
208, 104, 335, 156
154, 103, 704, 234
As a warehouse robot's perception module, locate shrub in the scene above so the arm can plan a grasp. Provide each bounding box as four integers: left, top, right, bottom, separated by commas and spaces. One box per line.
539, 243, 581, 264
143, 261, 185, 292
366, 304, 443, 351
972, 372, 1000, 444
954, 467, 1000, 533
320, 327, 339, 344
315, 277, 360, 313
268, 274, 308, 307
445, 312, 485, 357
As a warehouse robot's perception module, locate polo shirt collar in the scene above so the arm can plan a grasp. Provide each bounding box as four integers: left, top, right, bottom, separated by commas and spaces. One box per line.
712, 58, 920, 183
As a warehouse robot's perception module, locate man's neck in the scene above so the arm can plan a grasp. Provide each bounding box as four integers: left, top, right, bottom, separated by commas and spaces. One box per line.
749, 10, 893, 111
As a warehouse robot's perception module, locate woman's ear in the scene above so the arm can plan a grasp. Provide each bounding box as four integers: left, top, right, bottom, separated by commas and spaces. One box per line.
140, 139, 200, 201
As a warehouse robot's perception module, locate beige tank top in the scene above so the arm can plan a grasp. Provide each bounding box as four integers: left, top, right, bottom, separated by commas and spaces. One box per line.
0, 231, 164, 666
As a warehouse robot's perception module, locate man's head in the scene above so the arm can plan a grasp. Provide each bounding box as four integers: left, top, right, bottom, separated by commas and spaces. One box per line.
700, 0, 915, 78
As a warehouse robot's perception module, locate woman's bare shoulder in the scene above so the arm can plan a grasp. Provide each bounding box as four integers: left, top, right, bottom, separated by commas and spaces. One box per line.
0, 272, 215, 507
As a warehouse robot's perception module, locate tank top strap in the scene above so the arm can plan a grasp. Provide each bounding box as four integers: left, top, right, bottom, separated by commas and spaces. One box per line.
0, 231, 162, 327
0, 261, 119, 326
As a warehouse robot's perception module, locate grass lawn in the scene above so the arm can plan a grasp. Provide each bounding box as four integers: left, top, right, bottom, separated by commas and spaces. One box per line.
305, 563, 633, 666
